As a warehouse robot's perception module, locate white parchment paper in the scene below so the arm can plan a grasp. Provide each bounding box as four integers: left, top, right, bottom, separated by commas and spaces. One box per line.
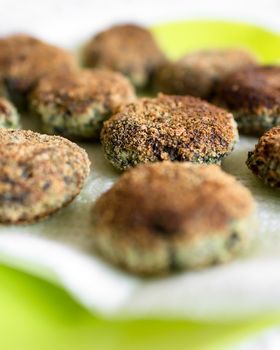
0, 117, 279, 321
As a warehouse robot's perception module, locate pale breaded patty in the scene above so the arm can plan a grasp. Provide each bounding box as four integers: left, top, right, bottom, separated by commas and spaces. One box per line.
155, 48, 256, 99
83, 24, 166, 91
92, 162, 256, 275
30, 69, 135, 140
0, 129, 90, 224
0, 34, 76, 108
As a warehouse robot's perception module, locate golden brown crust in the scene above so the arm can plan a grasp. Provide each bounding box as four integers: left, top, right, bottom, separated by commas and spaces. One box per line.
179, 48, 256, 75
0, 34, 77, 94
156, 49, 256, 98
218, 66, 280, 115
253, 126, 280, 157
83, 24, 165, 88
101, 94, 238, 170
0, 129, 90, 224
246, 126, 280, 187
93, 162, 254, 238
92, 162, 255, 274
30, 68, 135, 115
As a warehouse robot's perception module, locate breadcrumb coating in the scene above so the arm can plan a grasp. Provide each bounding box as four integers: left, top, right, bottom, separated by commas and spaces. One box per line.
218, 66, 280, 135
247, 125, 280, 188
83, 24, 165, 89
101, 94, 238, 170
0, 34, 76, 106
92, 162, 256, 274
30, 69, 135, 139
0, 129, 90, 224
155, 48, 256, 99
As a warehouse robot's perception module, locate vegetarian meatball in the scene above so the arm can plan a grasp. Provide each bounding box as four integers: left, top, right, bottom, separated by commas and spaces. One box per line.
92, 162, 256, 275
217, 66, 280, 135
30, 69, 135, 139
247, 125, 280, 188
101, 94, 238, 170
83, 24, 165, 90
0, 129, 90, 224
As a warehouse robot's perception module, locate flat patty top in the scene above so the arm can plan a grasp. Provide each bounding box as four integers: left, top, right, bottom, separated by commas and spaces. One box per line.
93, 162, 254, 244
83, 24, 165, 71
155, 49, 256, 98
101, 94, 237, 165
218, 66, 280, 115
0, 34, 76, 92
179, 48, 256, 77
31, 69, 135, 115
0, 129, 90, 223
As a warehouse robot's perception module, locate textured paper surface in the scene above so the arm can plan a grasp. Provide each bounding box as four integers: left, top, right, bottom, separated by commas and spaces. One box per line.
0, 118, 279, 320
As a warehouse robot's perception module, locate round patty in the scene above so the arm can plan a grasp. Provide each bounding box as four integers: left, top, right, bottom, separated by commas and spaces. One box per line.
82, 24, 165, 90
92, 162, 256, 275
0, 97, 20, 129
30, 69, 135, 139
101, 94, 238, 170
155, 48, 256, 99
0, 34, 76, 108
0, 129, 90, 224
217, 66, 280, 135
246, 125, 280, 188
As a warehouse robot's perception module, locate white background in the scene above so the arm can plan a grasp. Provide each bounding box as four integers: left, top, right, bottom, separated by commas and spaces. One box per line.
1, 0, 280, 47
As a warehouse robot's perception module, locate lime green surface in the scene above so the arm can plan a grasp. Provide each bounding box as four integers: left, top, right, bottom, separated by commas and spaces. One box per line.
152, 20, 280, 63
2, 20, 280, 350
1, 263, 280, 350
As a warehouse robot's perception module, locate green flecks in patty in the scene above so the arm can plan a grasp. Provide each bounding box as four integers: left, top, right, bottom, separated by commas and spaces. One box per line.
41, 104, 111, 139
246, 125, 280, 188
0, 97, 20, 129
30, 69, 135, 140
101, 94, 238, 170
0, 128, 90, 224
235, 112, 280, 135
92, 162, 256, 275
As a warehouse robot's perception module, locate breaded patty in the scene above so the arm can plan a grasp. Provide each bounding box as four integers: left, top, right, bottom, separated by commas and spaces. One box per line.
247, 126, 280, 188
155, 48, 256, 99
0, 97, 20, 129
0, 34, 76, 108
101, 94, 238, 170
92, 162, 256, 275
217, 66, 280, 135
30, 69, 135, 139
0, 129, 90, 224
83, 24, 165, 90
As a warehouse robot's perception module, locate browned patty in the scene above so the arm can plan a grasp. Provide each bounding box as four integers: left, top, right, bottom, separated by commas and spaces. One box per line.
0, 129, 90, 224
101, 94, 238, 170
92, 162, 256, 275
30, 69, 135, 139
247, 125, 280, 188
83, 24, 165, 90
155, 48, 256, 99
0, 34, 77, 107
217, 66, 280, 135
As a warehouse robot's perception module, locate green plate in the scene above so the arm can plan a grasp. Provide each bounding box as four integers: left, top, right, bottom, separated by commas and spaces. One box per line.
152, 20, 280, 63
1, 263, 280, 350
2, 20, 280, 350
